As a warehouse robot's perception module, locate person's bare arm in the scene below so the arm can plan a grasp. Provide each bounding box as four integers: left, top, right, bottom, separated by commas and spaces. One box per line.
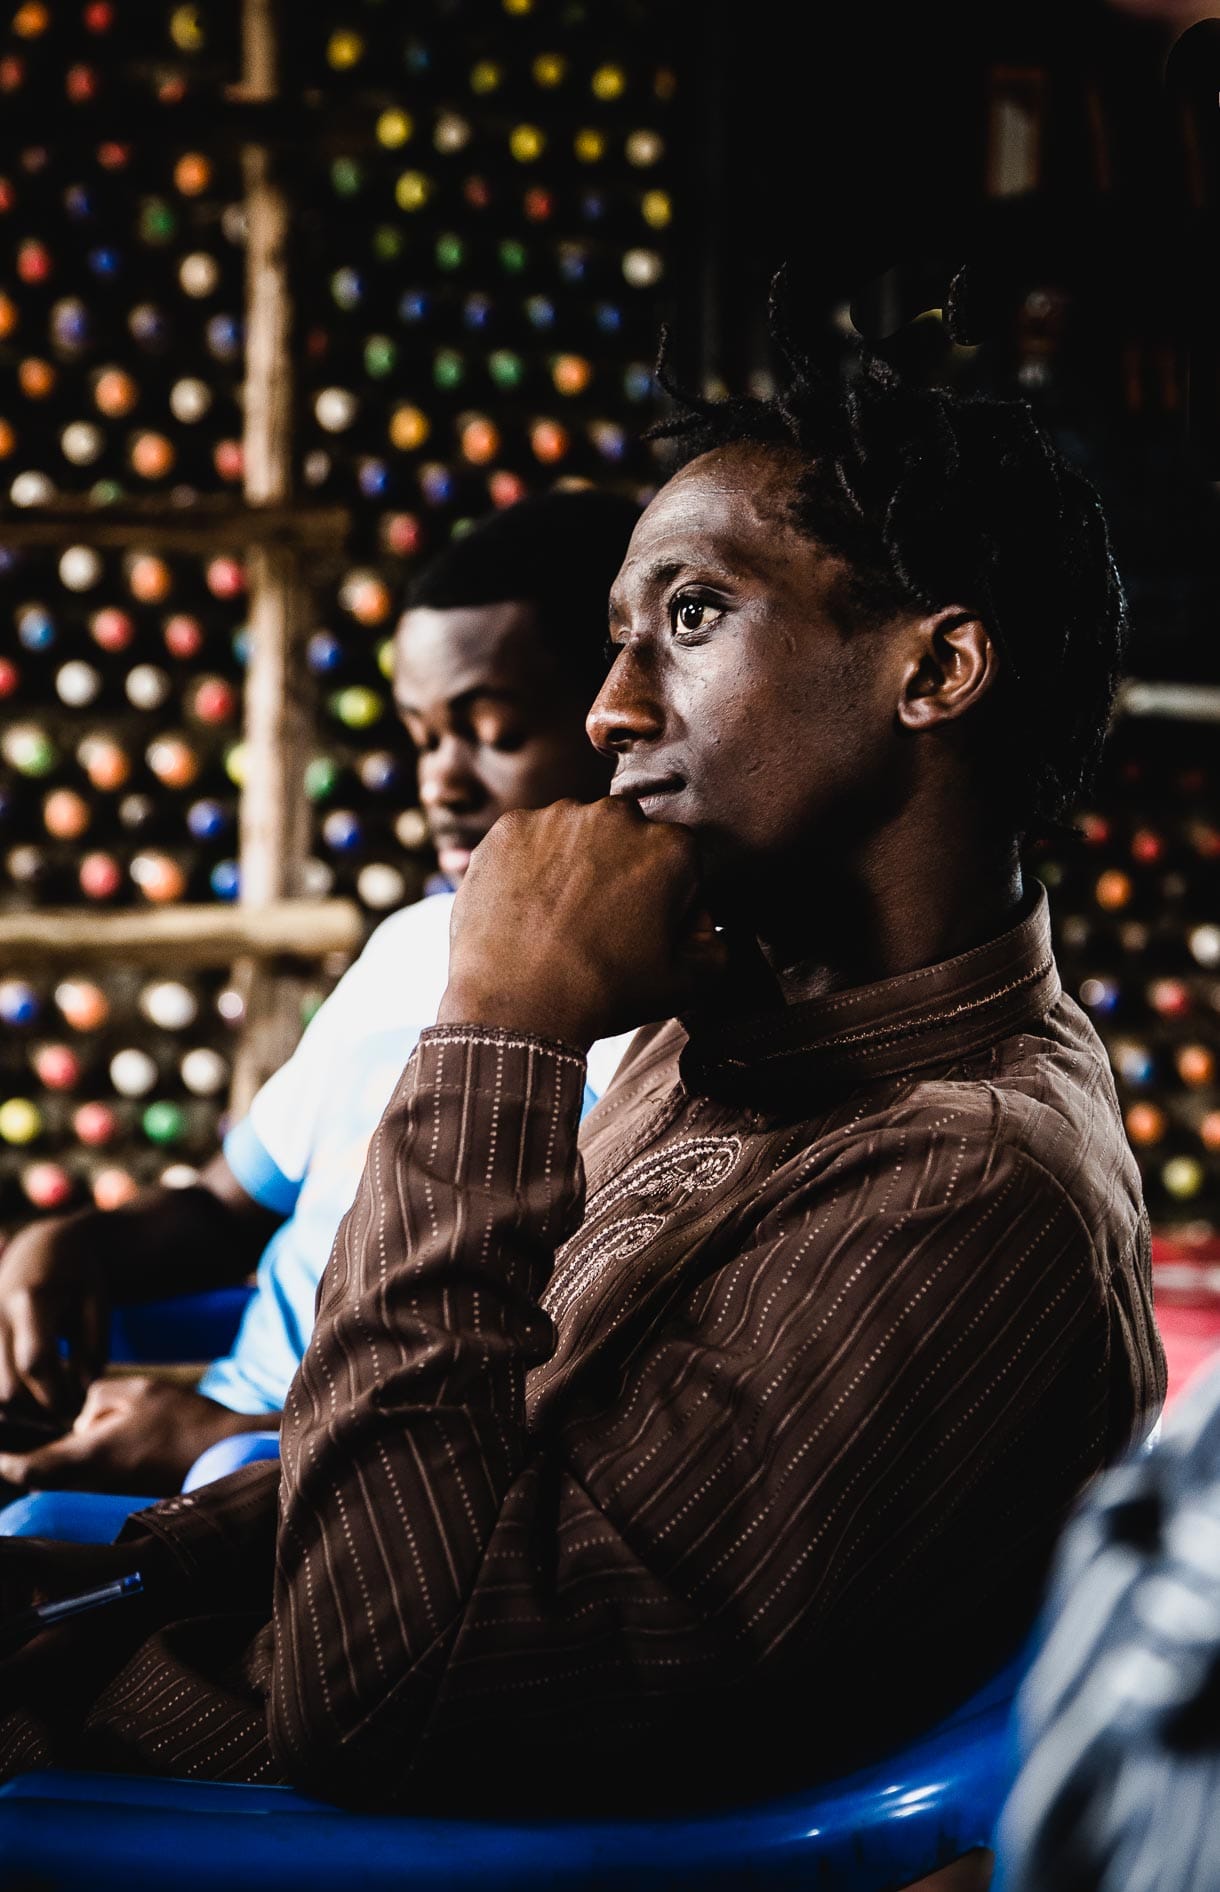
0, 1372, 280, 1496
0, 1154, 282, 1419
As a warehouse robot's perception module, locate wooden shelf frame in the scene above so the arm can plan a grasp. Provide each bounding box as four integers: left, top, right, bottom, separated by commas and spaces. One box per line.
0, 0, 364, 1120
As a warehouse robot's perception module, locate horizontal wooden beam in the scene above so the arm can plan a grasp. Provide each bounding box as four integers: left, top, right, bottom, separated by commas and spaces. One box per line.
0, 502, 350, 554
0, 899, 363, 967
1118, 680, 1220, 724
103, 1363, 218, 1385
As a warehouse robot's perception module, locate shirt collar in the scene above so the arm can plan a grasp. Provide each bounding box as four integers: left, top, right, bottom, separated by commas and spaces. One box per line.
680, 885, 1060, 1106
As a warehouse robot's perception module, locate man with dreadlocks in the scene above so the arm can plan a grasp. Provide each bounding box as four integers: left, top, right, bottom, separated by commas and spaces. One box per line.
0, 322, 1162, 1829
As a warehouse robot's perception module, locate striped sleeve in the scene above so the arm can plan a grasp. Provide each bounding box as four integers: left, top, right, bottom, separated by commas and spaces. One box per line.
268, 1031, 1116, 1807
269, 1025, 587, 1797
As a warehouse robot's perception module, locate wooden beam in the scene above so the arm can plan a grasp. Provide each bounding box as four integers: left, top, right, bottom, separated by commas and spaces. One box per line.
229, 0, 318, 1118
0, 901, 362, 968
0, 502, 349, 555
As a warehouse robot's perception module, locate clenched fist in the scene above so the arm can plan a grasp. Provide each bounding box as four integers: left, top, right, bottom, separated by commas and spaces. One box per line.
438, 796, 724, 1048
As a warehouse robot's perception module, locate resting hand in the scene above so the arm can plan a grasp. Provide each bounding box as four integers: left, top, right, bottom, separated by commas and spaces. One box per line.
0, 1375, 278, 1497
439, 796, 725, 1048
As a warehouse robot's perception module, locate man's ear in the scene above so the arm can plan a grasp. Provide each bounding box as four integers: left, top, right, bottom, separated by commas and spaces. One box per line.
896, 608, 999, 732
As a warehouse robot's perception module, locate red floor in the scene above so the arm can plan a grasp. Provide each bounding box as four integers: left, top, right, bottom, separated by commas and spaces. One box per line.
1156, 1302, 1220, 1404
1153, 1235, 1220, 1407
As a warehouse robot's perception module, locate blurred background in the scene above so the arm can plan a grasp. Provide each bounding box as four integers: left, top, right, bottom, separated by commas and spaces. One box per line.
0, 0, 1216, 1374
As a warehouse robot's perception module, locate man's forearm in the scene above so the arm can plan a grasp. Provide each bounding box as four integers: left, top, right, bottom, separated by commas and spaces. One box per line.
269, 1025, 586, 1802
74, 1183, 269, 1304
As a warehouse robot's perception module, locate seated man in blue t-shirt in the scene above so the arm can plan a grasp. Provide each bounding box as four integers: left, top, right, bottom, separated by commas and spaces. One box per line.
0, 489, 638, 1495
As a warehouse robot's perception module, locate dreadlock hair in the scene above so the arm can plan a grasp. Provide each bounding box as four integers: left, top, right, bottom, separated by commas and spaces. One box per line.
647, 288, 1128, 833
404, 488, 640, 699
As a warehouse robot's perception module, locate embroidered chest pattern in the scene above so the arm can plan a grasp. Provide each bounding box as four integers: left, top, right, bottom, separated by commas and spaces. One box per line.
544, 1135, 743, 1327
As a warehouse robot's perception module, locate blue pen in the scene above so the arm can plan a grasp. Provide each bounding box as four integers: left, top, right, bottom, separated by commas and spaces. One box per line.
1, 1571, 143, 1655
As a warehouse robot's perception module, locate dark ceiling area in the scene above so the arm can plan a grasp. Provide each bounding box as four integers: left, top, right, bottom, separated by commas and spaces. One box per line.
666, 0, 1220, 678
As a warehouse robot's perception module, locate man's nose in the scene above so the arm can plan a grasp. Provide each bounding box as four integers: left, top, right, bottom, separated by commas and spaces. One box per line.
586, 651, 665, 757
418, 736, 484, 810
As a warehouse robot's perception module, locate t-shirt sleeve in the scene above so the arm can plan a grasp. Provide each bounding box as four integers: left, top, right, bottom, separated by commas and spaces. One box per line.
221, 1115, 301, 1218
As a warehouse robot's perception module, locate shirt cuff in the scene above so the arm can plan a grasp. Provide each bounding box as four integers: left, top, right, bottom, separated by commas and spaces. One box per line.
415, 1021, 589, 1067
223, 1117, 301, 1218
117, 1459, 282, 1600
403, 1026, 587, 1229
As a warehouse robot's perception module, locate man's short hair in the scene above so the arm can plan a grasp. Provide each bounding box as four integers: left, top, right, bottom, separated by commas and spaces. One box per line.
404, 489, 641, 697
650, 309, 1128, 831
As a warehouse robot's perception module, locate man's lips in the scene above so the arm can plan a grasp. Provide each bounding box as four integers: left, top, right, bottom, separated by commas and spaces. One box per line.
609, 774, 687, 819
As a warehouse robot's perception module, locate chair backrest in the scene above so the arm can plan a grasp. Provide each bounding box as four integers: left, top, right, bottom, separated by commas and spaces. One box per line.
107, 1286, 254, 1366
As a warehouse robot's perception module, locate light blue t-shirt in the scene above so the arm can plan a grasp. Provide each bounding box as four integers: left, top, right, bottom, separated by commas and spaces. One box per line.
199, 892, 632, 1414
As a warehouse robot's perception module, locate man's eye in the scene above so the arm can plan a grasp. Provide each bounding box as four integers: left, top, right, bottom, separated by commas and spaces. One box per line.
670, 593, 718, 635
472, 715, 526, 753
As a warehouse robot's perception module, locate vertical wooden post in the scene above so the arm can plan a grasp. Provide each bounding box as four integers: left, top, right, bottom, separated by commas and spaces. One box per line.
229, 0, 315, 1116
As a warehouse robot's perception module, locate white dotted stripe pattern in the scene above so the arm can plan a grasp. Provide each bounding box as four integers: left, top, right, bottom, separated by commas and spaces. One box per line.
0, 912, 1164, 1808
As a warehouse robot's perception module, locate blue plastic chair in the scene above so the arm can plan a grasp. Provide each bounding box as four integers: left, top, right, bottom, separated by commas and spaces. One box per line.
0, 1647, 1024, 1891
0, 1283, 1032, 1885
0, 1487, 154, 1543
181, 1428, 280, 1489
108, 1285, 254, 1366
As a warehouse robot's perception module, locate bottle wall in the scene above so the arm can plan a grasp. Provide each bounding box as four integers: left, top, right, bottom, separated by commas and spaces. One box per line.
0, 3, 1216, 1240
0, 0, 676, 1225
1033, 718, 1220, 1235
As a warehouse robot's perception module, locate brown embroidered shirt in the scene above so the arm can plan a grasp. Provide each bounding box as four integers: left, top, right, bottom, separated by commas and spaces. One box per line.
1, 888, 1164, 1810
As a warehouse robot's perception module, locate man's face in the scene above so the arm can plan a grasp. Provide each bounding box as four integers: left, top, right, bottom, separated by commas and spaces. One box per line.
591, 444, 905, 904
394, 599, 609, 884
